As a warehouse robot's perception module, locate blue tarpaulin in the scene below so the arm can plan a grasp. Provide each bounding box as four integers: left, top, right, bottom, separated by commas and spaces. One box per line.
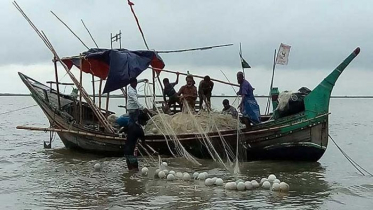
61, 48, 165, 93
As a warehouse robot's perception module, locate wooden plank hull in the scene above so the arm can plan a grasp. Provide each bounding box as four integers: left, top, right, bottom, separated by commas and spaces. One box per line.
54, 120, 327, 161
18, 72, 329, 161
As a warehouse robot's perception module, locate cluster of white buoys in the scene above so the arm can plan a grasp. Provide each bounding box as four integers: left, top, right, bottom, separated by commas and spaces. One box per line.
223, 174, 289, 192
141, 163, 290, 193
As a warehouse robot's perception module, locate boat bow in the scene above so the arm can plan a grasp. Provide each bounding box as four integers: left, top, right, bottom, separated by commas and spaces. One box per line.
304, 47, 360, 118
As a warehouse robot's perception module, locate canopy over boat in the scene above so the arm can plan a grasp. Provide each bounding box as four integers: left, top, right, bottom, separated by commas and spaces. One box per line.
61, 48, 165, 93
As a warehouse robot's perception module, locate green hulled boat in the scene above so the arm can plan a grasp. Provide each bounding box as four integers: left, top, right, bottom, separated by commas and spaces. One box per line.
17, 47, 360, 162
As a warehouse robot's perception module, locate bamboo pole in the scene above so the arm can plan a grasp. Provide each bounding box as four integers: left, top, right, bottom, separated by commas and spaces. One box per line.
81, 19, 99, 48
125, 87, 127, 113
79, 56, 83, 124
13, 2, 114, 132
16, 125, 125, 140
105, 93, 110, 117
98, 79, 102, 109
156, 75, 164, 92
240, 43, 245, 76
120, 87, 128, 113
53, 57, 61, 110
92, 75, 95, 104
265, 49, 277, 115
152, 69, 156, 109
51, 11, 89, 50
151, 67, 239, 87
156, 43, 233, 53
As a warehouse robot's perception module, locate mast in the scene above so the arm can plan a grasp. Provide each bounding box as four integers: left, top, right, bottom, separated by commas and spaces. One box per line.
265, 49, 277, 115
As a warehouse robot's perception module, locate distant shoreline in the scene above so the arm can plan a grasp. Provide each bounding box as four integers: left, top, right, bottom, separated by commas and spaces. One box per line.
1, 93, 373, 99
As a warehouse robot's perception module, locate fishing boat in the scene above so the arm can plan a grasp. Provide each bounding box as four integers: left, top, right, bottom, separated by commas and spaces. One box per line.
17, 46, 360, 162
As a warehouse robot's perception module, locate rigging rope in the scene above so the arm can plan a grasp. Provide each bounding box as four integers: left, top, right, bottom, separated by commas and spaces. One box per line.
329, 134, 373, 176
0, 104, 38, 115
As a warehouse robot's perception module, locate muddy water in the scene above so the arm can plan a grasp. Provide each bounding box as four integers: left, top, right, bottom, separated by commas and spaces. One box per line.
1, 96, 373, 209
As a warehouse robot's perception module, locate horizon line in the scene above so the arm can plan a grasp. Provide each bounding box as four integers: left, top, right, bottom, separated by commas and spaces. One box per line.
1, 93, 373, 99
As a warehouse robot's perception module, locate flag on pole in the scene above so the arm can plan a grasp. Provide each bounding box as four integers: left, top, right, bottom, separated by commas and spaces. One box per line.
240, 56, 251, 68
276, 43, 291, 65
239, 43, 251, 69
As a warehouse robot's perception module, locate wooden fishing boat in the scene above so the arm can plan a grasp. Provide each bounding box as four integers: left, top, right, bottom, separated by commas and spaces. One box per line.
17, 47, 360, 162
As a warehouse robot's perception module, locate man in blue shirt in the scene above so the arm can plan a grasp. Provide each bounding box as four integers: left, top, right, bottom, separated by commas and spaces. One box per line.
237, 72, 261, 127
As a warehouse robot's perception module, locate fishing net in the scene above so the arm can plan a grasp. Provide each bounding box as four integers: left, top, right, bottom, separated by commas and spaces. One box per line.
144, 111, 244, 135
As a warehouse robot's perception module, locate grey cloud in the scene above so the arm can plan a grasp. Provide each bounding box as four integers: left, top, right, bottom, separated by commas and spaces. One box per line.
1, 0, 372, 71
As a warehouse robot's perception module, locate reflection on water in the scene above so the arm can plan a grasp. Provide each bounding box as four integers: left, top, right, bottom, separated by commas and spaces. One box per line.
1, 97, 373, 209
24, 149, 331, 209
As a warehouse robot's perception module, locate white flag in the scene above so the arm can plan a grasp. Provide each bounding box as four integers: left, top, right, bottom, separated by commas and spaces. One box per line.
276, 43, 291, 65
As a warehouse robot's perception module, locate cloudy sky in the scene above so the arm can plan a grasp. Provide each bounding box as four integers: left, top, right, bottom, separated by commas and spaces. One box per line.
1, 0, 372, 95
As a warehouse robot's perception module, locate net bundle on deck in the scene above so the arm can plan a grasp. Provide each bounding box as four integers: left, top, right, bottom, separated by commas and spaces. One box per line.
144, 111, 244, 135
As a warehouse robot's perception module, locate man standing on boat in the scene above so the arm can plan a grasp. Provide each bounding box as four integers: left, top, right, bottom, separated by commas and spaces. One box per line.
198, 76, 214, 110
127, 77, 147, 125
162, 72, 180, 111
178, 75, 198, 112
237, 72, 261, 127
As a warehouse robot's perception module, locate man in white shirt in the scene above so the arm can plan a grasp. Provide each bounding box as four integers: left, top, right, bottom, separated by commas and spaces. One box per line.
127, 77, 146, 125
125, 77, 149, 170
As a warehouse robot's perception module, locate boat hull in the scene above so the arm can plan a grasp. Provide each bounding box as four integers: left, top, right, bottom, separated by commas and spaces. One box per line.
19, 72, 328, 162
55, 120, 327, 161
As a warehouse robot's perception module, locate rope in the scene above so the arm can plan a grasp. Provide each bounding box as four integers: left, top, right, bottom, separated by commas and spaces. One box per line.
329, 134, 373, 176
156, 43, 233, 53
0, 104, 38, 115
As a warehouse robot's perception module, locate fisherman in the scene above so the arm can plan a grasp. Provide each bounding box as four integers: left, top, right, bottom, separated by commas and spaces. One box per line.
178, 75, 198, 112
124, 110, 149, 171
221, 99, 238, 118
127, 77, 147, 126
236, 72, 261, 127
198, 76, 214, 110
162, 72, 180, 111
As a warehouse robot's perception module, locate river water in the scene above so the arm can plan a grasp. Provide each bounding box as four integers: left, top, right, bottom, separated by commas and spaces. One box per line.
1, 96, 373, 209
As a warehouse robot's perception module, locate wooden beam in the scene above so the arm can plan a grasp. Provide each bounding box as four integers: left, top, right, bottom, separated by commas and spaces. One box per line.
16, 125, 125, 140
152, 67, 240, 87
